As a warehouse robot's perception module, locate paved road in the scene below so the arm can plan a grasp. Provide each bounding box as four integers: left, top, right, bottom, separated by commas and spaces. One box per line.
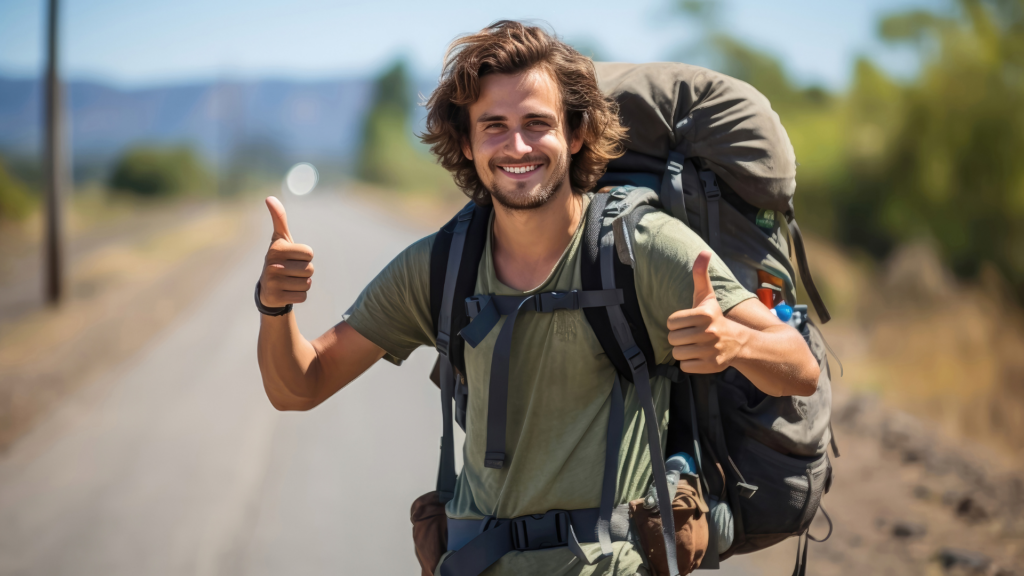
0, 189, 763, 575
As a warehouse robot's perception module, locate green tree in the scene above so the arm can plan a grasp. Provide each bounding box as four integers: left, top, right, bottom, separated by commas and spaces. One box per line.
358, 60, 450, 193
673, 0, 1024, 299
109, 145, 213, 197
839, 0, 1024, 294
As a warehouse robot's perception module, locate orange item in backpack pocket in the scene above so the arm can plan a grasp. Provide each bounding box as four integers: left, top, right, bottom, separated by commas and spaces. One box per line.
756, 270, 785, 308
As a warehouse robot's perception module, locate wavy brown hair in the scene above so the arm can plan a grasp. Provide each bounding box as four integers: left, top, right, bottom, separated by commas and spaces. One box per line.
421, 20, 627, 205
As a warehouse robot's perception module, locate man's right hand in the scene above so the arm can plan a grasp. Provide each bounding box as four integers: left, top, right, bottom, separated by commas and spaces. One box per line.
260, 196, 314, 308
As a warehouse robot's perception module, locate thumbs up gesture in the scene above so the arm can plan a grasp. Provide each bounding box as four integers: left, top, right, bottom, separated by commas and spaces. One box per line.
259, 197, 314, 308
666, 250, 743, 373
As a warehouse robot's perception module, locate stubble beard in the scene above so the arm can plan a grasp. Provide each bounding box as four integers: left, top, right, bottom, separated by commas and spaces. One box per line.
486, 148, 571, 212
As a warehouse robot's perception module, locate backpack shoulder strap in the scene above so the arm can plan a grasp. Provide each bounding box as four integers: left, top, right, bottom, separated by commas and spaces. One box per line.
428, 200, 490, 503
580, 188, 659, 379
785, 215, 831, 323
580, 187, 681, 576
429, 201, 492, 375
583, 188, 726, 569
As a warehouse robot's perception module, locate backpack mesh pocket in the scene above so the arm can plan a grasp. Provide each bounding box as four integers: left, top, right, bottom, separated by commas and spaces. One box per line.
732, 438, 830, 538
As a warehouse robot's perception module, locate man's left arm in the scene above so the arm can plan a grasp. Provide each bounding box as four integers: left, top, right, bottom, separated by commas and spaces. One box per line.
667, 250, 820, 397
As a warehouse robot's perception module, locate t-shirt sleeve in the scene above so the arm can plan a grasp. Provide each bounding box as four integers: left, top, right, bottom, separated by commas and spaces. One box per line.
343, 233, 436, 365
632, 211, 755, 365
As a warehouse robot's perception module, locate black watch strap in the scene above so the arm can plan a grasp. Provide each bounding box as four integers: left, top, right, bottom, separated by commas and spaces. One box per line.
255, 281, 293, 316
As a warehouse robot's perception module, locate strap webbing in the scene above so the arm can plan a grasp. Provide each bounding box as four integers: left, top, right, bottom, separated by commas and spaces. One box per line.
787, 217, 831, 324
438, 206, 475, 353
698, 170, 722, 254
791, 531, 809, 576
684, 378, 709, 497
459, 289, 624, 470
685, 373, 720, 570
440, 517, 516, 576
441, 505, 632, 576
599, 226, 680, 576
706, 376, 753, 499
436, 205, 475, 503
438, 362, 457, 502
481, 296, 533, 469
598, 377, 625, 558
660, 152, 689, 227
789, 504, 833, 576
462, 290, 623, 346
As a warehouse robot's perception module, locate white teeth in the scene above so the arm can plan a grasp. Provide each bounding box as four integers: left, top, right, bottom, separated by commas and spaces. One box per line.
502, 165, 538, 174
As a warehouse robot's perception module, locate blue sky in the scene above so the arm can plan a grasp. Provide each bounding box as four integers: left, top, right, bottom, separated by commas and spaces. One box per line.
0, 0, 947, 89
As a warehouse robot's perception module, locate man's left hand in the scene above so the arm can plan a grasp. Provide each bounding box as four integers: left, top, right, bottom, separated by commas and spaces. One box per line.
667, 250, 747, 374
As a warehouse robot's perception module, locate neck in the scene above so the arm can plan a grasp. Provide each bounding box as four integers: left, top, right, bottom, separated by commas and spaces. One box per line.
491, 183, 582, 291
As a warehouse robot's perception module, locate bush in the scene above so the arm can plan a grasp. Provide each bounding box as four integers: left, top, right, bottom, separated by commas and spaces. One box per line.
0, 158, 35, 220
109, 145, 212, 197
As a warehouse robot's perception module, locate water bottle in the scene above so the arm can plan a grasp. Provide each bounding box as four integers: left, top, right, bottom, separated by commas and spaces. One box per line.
706, 496, 735, 553
643, 452, 696, 510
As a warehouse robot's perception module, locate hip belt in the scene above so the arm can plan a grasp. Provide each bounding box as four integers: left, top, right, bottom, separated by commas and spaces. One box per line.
442, 505, 633, 576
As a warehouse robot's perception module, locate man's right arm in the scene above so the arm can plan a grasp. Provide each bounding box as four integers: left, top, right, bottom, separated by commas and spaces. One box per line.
256, 196, 387, 411
258, 314, 385, 411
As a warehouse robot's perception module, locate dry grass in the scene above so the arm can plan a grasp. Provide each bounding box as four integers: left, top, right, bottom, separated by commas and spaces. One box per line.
804, 235, 1024, 460
0, 196, 259, 451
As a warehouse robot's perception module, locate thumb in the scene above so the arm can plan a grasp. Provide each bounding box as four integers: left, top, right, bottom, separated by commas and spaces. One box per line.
692, 250, 716, 308
266, 196, 292, 243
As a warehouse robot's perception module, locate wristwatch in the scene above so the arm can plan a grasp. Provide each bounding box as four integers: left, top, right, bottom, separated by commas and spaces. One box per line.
255, 281, 293, 316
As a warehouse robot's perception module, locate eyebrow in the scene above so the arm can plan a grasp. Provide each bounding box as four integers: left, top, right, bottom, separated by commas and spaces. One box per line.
476, 113, 506, 123
475, 111, 558, 123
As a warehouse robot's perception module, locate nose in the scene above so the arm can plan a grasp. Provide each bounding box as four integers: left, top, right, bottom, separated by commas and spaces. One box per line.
506, 130, 532, 157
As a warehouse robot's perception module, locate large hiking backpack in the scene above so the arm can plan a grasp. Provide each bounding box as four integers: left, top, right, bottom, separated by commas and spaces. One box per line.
425, 62, 837, 576
594, 62, 839, 567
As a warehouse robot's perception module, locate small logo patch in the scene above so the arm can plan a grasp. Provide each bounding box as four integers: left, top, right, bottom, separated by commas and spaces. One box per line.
755, 209, 776, 230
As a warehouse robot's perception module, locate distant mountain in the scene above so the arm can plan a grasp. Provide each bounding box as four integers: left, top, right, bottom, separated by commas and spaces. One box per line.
0, 76, 384, 169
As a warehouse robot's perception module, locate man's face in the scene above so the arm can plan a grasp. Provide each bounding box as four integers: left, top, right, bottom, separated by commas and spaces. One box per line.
462, 68, 583, 211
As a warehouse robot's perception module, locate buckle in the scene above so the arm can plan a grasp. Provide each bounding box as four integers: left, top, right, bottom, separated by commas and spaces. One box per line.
479, 515, 501, 533
436, 332, 451, 357
465, 296, 486, 318
623, 345, 647, 372
737, 482, 758, 499
511, 510, 570, 551
484, 451, 505, 469
699, 170, 721, 199
537, 291, 579, 313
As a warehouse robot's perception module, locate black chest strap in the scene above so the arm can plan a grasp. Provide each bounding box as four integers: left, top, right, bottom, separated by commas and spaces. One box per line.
461, 289, 623, 470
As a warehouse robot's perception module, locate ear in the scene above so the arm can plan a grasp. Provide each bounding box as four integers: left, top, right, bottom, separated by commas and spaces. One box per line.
569, 130, 583, 155
461, 137, 474, 161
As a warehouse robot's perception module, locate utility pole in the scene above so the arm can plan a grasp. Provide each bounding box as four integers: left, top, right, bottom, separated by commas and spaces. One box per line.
43, 0, 64, 304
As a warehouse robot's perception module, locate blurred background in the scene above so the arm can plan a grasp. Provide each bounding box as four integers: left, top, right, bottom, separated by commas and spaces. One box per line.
0, 0, 1022, 574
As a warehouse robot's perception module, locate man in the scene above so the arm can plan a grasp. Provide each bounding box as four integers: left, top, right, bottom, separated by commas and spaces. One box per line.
256, 21, 819, 576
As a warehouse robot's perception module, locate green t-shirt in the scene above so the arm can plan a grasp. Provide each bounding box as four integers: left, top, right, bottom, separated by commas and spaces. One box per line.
346, 194, 753, 576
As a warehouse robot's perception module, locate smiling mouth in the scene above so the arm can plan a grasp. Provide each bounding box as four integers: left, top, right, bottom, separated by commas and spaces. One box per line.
499, 164, 541, 174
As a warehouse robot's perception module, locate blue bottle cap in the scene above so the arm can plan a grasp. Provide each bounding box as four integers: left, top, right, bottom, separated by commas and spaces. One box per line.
774, 303, 794, 322
666, 452, 695, 475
